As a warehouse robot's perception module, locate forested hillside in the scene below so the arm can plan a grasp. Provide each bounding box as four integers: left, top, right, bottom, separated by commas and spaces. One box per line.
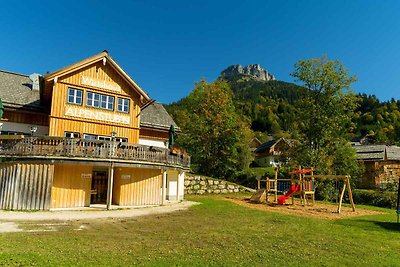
167, 73, 400, 145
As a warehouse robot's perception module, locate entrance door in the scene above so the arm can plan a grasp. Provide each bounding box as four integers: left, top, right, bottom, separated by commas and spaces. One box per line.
91, 171, 108, 204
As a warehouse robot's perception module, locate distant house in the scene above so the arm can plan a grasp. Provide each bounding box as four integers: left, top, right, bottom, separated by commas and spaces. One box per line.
253, 138, 293, 167
249, 137, 262, 153
351, 134, 376, 146
354, 145, 400, 188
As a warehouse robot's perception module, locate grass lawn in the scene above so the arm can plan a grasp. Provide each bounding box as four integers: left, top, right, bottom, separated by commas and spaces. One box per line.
0, 194, 399, 266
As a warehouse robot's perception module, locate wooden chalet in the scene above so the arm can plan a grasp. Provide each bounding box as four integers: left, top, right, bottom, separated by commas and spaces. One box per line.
253, 138, 293, 167
354, 145, 400, 188
0, 51, 189, 210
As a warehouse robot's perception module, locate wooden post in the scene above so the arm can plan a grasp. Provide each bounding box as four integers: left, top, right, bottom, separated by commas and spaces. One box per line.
177, 171, 181, 201
161, 170, 167, 205
274, 167, 278, 203
345, 176, 356, 212
106, 162, 114, 210
337, 180, 347, 214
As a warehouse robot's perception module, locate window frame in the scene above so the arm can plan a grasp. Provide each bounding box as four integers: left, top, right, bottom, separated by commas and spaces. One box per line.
64, 131, 80, 138
86, 91, 114, 111
83, 134, 98, 140
67, 87, 83, 105
115, 137, 128, 142
117, 98, 130, 113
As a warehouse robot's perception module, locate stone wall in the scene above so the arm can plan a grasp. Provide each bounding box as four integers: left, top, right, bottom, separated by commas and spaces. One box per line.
184, 174, 253, 194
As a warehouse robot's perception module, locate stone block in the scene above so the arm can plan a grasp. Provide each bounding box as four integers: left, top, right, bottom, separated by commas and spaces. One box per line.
214, 180, 219, 185
198, 190, 205, 194
214, 189, 221, 193
221, 189, 228, 194
234, 189, 239, 193
207, 180, 214, 185
227, 184, 235, 190
193, 185, 200, 190
200, 181, 206, 186
218, 184, 225, 189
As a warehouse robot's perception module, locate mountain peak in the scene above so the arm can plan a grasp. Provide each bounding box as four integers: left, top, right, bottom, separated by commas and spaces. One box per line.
221, 64, 275, 81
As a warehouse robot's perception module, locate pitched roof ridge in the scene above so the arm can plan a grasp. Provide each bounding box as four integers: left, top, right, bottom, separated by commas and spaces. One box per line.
0, 69, 30, 77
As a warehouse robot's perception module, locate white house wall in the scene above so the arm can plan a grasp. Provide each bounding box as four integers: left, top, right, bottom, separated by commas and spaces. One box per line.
139, 138, 167, 148
1, 121, 49, 136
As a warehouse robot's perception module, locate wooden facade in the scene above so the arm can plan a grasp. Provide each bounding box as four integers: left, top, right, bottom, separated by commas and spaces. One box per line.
2, 110, 49, 126
0, 51, 188, 210
139, 128, 169, 140
113, 168, 162, 206
46, 59, 143, 143
51, 164, 92, 209
0, 163, 54, 210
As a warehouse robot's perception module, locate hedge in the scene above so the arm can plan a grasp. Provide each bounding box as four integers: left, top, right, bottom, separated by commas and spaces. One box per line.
352, 189, 398, 209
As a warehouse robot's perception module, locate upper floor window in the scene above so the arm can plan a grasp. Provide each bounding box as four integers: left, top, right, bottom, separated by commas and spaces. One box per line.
64, 132, 80, 138
86, 91, 114, 111
67, 87, 83, 105
117, 98, 130, 113
115, 137, 128, 142
83, 134, 98, 140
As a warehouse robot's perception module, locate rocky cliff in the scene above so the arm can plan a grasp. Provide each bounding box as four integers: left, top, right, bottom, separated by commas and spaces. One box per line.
221, 64, 275, 81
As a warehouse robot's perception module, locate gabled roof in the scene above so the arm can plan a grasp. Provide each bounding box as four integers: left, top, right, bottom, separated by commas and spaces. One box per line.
254, 137, 293, 154
140, 102, 180, 131
44, 50, 151, 102
0, 70, 46, 112
354, 145, 400, 161
354, 145, 386, 160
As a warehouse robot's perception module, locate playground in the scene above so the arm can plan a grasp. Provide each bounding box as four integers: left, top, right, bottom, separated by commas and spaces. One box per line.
227, 195, 382, 220
243, 166, 386, 219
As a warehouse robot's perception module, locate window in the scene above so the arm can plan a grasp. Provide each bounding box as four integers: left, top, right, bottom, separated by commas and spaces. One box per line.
83, 134, 98, 140
117, 98, 130, 113
98, 136, 112, 141
115, 137, 128, 142
86, 92, 100, 108
86, 91, 114, 111
67, 88, 83, 105
64, 132, 80, 138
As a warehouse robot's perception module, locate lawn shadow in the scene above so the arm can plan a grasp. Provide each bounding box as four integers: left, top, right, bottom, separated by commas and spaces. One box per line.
340, 219, 400, 233
373, 221, 400, 232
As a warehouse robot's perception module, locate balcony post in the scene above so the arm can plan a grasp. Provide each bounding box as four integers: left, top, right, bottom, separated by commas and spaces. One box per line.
106, 162, 114, 210
161, 170, 167, 205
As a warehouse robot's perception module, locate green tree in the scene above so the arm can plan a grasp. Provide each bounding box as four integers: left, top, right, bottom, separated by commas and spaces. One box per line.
171, 80, 253, 179
291, 56, 359, 174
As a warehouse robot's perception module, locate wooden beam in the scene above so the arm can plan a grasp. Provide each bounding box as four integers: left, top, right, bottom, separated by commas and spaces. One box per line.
345, 176, 356, 212
161, 170, 167, 205
337, 182, 347, 214
106, 162, 114, 210
303, 174, 348, 180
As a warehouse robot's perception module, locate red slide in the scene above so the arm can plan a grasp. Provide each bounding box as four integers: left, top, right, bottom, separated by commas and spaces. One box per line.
277, 184, 300, 205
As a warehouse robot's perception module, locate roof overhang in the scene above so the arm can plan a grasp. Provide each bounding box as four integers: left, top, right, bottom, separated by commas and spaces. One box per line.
43, 50, 151, 102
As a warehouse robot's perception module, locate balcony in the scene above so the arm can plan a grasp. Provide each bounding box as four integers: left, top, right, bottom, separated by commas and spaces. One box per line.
0, 136, 190, 169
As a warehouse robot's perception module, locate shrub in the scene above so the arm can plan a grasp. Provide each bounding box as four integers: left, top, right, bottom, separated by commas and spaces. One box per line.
352, 189, 398, 209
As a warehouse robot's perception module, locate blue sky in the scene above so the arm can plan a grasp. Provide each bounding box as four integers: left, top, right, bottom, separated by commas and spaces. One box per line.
1, 1, 399, 103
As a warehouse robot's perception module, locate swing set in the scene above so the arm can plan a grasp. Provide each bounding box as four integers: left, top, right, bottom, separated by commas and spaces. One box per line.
255, 166, 356, 214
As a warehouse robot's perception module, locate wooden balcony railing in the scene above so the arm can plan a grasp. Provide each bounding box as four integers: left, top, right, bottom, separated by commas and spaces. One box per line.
0, 136, 190, 169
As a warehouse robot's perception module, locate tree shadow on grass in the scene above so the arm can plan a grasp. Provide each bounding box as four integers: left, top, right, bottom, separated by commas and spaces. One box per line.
372, 221, 400, 232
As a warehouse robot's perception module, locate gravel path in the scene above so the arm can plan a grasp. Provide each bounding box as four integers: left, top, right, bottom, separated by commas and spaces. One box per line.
0, 201, 199, 222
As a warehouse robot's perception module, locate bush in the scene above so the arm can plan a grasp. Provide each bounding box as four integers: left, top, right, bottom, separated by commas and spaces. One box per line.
352, 189, 398, 209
